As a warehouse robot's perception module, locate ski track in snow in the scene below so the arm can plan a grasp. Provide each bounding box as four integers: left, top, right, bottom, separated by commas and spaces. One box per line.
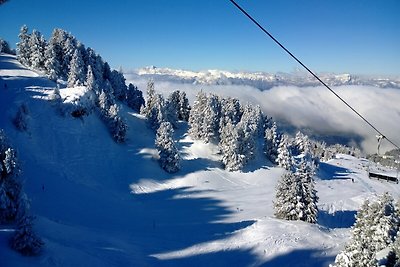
1, 54, 400, 267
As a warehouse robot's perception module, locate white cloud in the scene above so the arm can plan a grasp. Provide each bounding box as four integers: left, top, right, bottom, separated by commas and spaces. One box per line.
126, 74, 400, 154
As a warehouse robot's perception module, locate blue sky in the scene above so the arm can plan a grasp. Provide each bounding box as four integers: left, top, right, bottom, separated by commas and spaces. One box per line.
1, 0, 399, 75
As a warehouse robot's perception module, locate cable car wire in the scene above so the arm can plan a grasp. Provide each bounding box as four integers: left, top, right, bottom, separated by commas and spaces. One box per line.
228, 0, 400, 150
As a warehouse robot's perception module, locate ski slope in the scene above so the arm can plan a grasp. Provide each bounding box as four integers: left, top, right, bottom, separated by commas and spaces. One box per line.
0, 53, 399, 267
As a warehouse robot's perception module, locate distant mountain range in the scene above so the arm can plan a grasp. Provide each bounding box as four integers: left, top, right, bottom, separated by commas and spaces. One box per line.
129, 66, 400, 90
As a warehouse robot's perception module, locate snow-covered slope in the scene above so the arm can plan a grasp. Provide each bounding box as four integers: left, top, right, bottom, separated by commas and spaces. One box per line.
129, 66, 400, 90
1, 53, 399, 267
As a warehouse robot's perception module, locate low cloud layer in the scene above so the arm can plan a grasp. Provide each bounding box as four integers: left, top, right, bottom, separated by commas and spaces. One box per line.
126, 75, 400, 154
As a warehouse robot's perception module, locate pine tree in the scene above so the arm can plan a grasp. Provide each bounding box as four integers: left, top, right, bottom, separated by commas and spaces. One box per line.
202, 94, 221, 143
126, 83, 145, 112
276, 135, 295, 171
274, 171, 299, 221
110, 70, 127, 101
155, 122, 181, 173
147, 94, 166, 131
219, 97, 242, 128
264, 121, 281, 163
44, 38, 61, 81
61, 35, 77, 79
178, 91, 190, 121
332, 193, 400, 267
219, 121, 245, 171
188, 91, 207, 140
17, 25, 31, 66
85, 65, 98, 92
10, 215, 44, 256
28, 30, 46, 70
295, 159, 318, 223
140, 80, 156, 117
0, 131, 22, 223
67, 49, 85, 87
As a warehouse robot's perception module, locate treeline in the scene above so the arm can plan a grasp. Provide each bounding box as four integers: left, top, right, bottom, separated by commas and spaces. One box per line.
16, 25, 145, 142
332, 193, 400, 267
0, 130, 43, 255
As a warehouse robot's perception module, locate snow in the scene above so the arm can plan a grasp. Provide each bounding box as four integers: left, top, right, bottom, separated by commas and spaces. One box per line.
1, 53, 399, 266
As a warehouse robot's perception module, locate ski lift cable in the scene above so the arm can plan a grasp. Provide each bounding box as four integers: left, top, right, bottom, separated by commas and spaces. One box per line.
228, 0, 400, 151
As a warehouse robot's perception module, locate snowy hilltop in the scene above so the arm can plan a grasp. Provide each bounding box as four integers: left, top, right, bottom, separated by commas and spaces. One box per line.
128, 66, 400, 90
1, 26, 400, 267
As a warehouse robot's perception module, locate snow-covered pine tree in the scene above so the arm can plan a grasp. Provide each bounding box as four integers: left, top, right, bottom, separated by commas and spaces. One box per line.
86, 65, 99, 93
219, 97, 242, 129
165, 91, 180, 128
147, 94, 166, 131
67, 49, 85, 87
28, 30, 46, 70
0, 38, 13, 54
332, 193, 400, 267
178, 91, 190, 121
0, 131, 22, 224
264, 120, 281, 163
126, 83, 145, 113
60, 34, 77, 79
201, 94, 221, 143
10, 215, 44, 256
295, 159, 318, 223
140, 80, 156, 117
110, 70, 127, 101
44, 37, 61, 81
276, 135, 295, 171
155, 122, 181, 173
17, 25, 31, 66
219, 121, 245, 171
188, 91, 208, 140
274, 171, 299, 221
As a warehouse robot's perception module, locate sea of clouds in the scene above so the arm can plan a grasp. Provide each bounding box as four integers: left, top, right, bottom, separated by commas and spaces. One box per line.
125, 74, 400, 154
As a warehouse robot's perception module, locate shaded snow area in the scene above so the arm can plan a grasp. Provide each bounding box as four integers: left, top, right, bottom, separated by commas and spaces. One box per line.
1, 53, 399, 266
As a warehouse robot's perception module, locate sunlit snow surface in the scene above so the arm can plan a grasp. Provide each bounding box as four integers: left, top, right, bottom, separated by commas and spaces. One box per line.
0, 54, 399, 267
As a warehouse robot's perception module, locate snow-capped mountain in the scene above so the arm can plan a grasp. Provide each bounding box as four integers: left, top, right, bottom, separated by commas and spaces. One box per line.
131, 66, 400, 90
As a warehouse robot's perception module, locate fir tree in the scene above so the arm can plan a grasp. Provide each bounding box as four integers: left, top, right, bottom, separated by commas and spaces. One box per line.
155, 122, 181, 173
295, 159, 318, 223
274, 171, 299, 221
332, 193, 400, 267
201, 94, 221, 143
10, 215, 44, 256
110, 70, 127, 101
126, 83, 145, 113
276, 135, 295, 171
219, 97, 242, 128
141, 80, 156, 117
264, 121, 281, 163
188, 91, 207, 140
147, 94, 166, 131
28, 30, 46, 70
67, 49, 85, 87
178, 91, 190, 121
219, 121, 245, 171
85, 65, 98, 93
16, 25, 30, 66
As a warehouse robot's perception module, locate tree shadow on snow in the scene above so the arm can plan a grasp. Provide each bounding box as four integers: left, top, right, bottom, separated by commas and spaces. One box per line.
317, 210, 356, 229
317, 162, 352, 181
131, 186, 257, 265
150, 247, 259, 267
259, 249, 335, 267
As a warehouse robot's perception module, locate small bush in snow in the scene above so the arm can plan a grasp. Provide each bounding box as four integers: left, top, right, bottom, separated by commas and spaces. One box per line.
13, 104, 29, 132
